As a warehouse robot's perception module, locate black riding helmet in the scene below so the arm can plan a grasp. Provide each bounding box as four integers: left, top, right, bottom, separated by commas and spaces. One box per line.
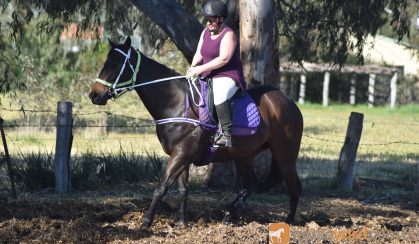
202, 0, 228, 18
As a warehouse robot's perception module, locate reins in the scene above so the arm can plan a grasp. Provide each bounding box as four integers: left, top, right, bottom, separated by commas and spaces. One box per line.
95, 46, 207, 126
113, 75, 204, 108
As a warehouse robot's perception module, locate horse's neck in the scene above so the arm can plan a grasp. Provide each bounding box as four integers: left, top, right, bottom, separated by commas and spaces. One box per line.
135, 55, 186, 120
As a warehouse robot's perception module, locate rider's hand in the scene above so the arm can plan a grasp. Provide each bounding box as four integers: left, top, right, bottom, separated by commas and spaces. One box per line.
186, 66, 203, 78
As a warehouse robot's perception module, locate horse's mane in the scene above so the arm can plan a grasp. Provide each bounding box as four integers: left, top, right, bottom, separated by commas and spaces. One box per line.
151, 59, 201, 116
142, 53, 191, 94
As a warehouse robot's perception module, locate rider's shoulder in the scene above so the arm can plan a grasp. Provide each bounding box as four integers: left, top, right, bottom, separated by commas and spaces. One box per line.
222, 27, 236, 38
222, 26, 234, 34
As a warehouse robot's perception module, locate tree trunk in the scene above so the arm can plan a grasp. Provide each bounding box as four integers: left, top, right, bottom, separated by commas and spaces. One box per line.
239, 0, 279, 87
206, 0, 279, 189
129, 0, 203, 62
225, 0, 240, 33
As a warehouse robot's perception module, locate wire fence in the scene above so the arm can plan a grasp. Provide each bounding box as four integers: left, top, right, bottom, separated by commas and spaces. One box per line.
1, 106, 419, 149
3, 126, 419, 146
1, 105, 418, 193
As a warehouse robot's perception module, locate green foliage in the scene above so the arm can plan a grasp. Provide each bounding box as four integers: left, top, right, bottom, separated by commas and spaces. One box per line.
0, 28, 26, 94
0, 1, 106, 96
277, 0, 414, 65
105, 0, 167, 52
14, 152, 55, 192
379, 3, 419, 51
0, 19, 109, 105
0, 0, 417, 96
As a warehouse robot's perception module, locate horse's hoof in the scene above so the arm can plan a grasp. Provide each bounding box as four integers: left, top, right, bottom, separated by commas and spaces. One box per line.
175, 221, 188, 229
140, 224, 150, 230
285, 216, 294, 225
140, 218, 152, 230
222, 211, 233, 224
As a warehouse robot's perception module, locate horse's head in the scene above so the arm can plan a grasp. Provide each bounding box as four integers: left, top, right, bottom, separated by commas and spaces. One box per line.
89, 36, 141, 105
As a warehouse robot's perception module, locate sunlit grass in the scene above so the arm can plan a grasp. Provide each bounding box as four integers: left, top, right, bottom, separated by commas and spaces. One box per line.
5, 130, 165, 157
296, 102, 419, 187
299, 102, 419, 161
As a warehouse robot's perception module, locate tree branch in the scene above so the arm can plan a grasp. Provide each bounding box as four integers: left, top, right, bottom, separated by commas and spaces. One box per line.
129, 0, 203, 63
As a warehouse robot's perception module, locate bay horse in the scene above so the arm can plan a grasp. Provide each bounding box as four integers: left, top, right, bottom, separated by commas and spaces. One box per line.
89, 37, 303, 229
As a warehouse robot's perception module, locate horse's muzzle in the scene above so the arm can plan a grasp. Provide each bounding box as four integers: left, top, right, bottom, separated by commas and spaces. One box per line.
89, 91, 108, 105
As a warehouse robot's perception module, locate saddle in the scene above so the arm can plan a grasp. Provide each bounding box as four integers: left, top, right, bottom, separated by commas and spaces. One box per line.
192, 78, 261, 166
198, 78, 260, 136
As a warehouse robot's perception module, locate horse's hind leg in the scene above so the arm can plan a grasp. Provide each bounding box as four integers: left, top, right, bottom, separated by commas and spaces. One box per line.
270, 139, 302, 224
222, 155, 256, 223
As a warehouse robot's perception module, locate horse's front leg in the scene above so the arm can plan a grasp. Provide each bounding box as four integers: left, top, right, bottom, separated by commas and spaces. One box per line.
177, 166, 189, 227
141, 156, 188, 229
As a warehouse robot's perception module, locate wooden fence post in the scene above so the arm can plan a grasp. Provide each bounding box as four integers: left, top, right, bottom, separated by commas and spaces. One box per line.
349, 74, 356, 105
54, 101, 73, 193
337, 112, 364, 191
390, 72, 398, 109
368, 74, 376, 108
322, 71, 330, 107
298, 73, 306, 104
0, 117, 17, 199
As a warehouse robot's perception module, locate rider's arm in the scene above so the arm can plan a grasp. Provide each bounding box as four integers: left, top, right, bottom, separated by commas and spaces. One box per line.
191, 31, 205, 67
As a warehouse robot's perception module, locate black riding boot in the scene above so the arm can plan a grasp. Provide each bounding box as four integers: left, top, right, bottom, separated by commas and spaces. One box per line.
215, 101, 233, 148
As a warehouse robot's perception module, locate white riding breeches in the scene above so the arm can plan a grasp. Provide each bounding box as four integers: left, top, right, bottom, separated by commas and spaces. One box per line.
212, 77, 239, 105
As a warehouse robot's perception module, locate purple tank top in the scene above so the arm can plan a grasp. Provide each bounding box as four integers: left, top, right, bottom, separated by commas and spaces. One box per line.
200, 27, 246, 90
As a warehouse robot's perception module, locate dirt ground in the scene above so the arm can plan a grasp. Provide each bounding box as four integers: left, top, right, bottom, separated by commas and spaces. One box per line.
0, 185, 417, 243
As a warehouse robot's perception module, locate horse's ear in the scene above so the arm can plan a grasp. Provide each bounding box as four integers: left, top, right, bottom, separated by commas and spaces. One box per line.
108, 38, 116, 48
124, 36, 131, 48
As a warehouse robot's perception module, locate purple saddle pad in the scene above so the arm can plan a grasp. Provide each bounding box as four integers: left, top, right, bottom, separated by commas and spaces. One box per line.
198, 80, 260, 136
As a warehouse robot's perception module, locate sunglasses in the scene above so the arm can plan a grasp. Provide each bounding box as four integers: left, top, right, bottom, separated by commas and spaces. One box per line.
205, 17, 218, 24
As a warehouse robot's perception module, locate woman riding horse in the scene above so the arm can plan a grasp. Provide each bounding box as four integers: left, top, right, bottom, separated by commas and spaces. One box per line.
89, 3, 303, 230
188, 0, 246, 148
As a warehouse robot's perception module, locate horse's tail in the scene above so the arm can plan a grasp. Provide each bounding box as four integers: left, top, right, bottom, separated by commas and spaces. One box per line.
256, 157, 283, 193
256, 156, 303, 195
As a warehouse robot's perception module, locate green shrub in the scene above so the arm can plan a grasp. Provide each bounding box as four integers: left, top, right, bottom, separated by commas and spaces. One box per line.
14, 152, 55, 192
8, 149, 166, 193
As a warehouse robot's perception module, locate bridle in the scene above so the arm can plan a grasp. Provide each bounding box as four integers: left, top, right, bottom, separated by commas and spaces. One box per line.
93, 45, 211, 127
95, 47, 141, 99
94, 47, 203, 107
